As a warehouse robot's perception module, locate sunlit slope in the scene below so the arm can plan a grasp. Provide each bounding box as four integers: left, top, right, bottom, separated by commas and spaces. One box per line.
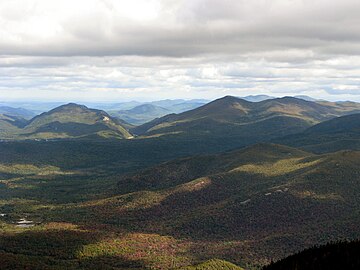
179, 259, 245, 270
1, 143, 360, 269
86, 143, 360, 265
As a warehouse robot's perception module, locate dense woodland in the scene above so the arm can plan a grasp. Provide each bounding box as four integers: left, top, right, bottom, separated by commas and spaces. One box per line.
1, 96, 360, 269
263, 241, 360, 270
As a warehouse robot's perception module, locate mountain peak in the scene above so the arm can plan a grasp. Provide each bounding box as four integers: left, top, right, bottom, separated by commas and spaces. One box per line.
127, 104, 169, 114
206, 95, 251, 108
275, 96, 311, 104
20, 103, 132, 140
218, 95, 242, 102
51, 103, 89, 112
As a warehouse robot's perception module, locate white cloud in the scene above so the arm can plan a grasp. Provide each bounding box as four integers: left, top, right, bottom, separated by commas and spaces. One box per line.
0, 0, 359, 101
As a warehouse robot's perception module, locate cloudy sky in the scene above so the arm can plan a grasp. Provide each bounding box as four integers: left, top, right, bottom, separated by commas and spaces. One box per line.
1, 0, 360, 102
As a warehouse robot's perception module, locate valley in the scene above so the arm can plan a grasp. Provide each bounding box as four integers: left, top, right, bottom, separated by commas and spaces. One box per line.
1, 96, 360, 269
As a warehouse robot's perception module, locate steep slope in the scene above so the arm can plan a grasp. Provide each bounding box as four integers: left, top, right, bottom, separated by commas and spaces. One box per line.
263, 240, 360, 270
277, 113, 360, 153
4, 103, 133, 140
110, 104, 171, 125
132, 96, 360, 143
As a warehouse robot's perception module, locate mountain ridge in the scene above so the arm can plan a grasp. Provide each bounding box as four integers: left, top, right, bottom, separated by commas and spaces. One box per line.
131, 96, 360, 146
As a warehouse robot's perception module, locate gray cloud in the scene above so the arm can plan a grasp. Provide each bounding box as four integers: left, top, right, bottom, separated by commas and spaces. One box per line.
0, 0, 359, 57
0, 0, 360, 101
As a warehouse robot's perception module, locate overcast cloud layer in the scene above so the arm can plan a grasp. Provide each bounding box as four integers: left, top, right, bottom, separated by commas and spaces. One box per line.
1, 0, 360, 101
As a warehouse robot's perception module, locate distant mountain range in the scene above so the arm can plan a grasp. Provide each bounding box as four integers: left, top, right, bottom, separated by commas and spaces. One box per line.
132, 96, 360, 146
107, 99, 208, 124
0, 106, 35, 119
240, 95, 319, 102
110, 104, 172, 125
2, 96, 360, 143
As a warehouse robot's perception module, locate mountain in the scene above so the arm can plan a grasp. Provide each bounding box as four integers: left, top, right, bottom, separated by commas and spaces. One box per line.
125, 104, 170, 115
278, 113, 360, 153
167, 101, 208, 113
242, 95, 319, 102
150, 99, 208, 108
0, 106, 35, 119
104, 100, 208, 124
110, 104, 172, 125
0, 103, 133, 140
132, 96, 360, 146
263, 240, 360, 270
150, 99, 209, 113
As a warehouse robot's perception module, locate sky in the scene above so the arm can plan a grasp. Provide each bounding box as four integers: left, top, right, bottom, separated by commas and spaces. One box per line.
0, 0, 360, 102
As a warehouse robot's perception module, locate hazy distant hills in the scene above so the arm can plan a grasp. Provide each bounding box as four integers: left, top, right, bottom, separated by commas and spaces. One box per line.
2, 96, 360, 144
277, 113, 360, 153
132, 96, 360, 144
1, 99, 208, 119
0, 102, 65, 115
110, 104, 172, 125
240, 95, 318, 102
0, 106, 35, 119
108, 99, 208, 124
0, 99, 208, 126
0, 103, 132, 140
113, 143, 360, 265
